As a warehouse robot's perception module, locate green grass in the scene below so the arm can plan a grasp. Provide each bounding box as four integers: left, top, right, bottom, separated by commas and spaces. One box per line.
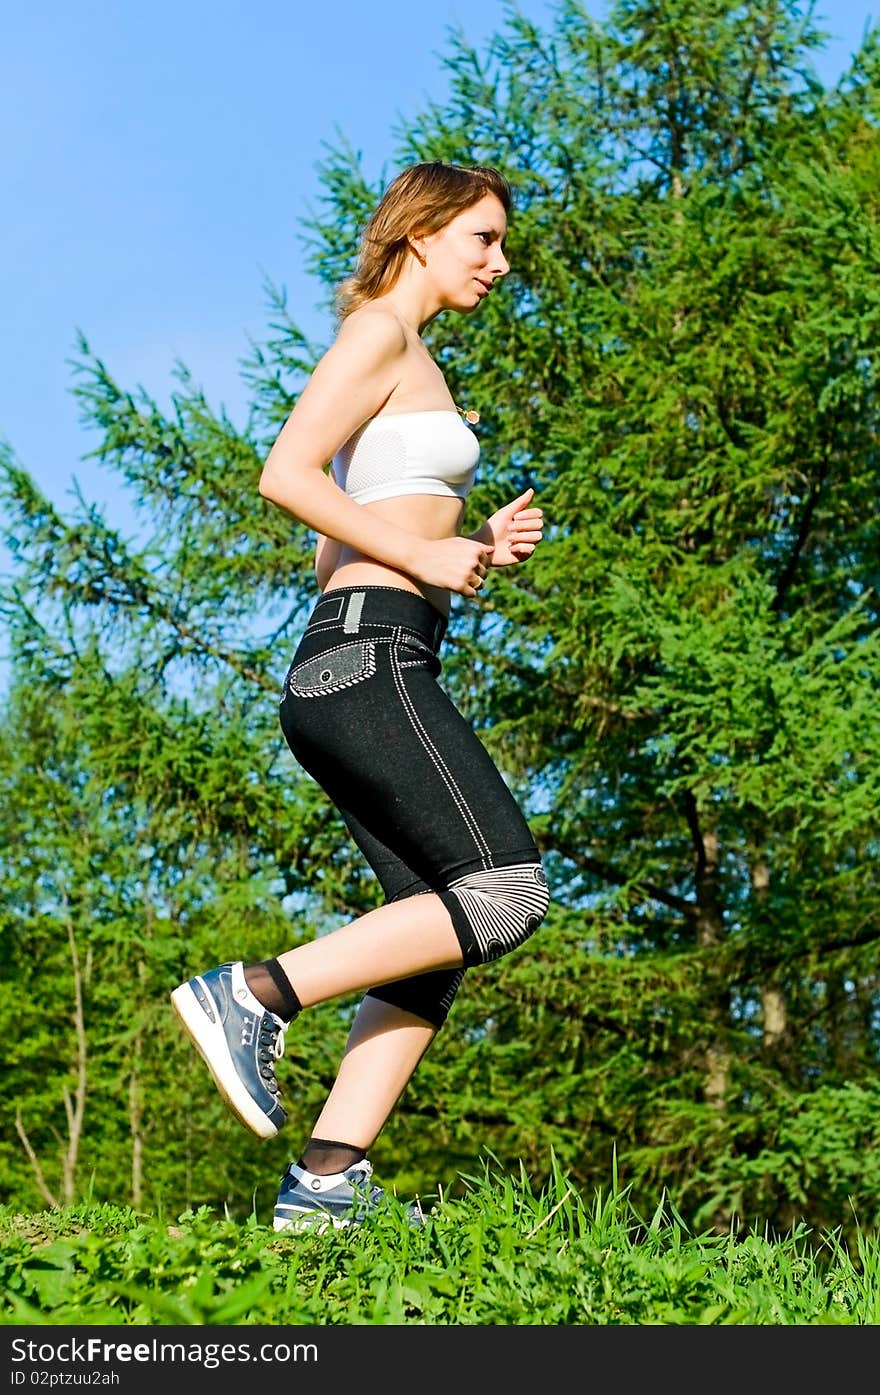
3, 1154, 879, 1325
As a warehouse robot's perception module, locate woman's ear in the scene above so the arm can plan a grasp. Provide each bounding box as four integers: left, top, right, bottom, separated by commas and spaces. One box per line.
408, 231, 428, 266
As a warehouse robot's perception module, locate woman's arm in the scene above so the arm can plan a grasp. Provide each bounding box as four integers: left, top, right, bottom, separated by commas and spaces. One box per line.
260, 311, 417, 568
259, 309, 494, 597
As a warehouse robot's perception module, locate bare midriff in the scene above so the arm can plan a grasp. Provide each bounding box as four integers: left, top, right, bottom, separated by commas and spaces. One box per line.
322, 492, 465, 619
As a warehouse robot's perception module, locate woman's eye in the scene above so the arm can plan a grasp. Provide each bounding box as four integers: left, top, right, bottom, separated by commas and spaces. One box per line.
477, 232, 492, 245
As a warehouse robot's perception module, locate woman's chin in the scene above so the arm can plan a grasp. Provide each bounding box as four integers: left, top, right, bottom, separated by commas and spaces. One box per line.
457, 292, 485, 314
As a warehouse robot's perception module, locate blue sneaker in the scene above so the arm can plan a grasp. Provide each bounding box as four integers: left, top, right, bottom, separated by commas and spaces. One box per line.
273, 1159, 427, 1232
170, 962, 289, 1139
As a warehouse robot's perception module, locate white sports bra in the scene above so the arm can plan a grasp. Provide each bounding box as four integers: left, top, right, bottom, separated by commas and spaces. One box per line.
332, 410, 480, 505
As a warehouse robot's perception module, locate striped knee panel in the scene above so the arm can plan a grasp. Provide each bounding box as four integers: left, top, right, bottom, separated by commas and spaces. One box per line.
443, 862, 549, 967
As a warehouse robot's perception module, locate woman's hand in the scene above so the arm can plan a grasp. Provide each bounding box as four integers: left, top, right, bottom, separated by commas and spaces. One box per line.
412, 536, 495, 597
471, 488, 543, 567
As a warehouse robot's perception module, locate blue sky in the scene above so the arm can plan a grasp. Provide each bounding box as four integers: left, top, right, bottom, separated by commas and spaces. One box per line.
1, 0, 876, 548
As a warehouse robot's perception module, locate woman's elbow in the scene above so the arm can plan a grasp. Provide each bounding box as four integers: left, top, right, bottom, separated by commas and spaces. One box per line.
258, 460, 284, 502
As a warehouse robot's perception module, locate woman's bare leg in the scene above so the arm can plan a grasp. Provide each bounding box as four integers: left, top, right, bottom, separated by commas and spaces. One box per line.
274, 892, 462, 1007
172, 890, 461, 1150
308, 996, 436, 1148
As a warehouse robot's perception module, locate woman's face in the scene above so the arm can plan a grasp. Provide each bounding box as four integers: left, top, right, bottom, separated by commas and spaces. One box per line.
418, 193, 510, 312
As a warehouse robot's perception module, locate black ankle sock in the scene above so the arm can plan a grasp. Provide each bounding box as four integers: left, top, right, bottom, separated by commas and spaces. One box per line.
243, 959, 302, 1022
298, 1138, 367, 1177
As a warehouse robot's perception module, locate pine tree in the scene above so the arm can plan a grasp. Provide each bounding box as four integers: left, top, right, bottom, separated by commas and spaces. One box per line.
2, 0, 878, 1234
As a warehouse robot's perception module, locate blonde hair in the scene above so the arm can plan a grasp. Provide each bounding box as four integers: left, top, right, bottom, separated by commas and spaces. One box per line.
335, 160, 512, 320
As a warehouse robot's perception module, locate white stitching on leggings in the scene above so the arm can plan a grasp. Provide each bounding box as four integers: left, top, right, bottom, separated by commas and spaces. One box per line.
389, 629, 492, 868
437, 969, 465, 1016
307, 619, 401, 634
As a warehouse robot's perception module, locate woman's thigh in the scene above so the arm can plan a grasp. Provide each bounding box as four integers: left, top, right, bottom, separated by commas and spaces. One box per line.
279, 620, 538, 890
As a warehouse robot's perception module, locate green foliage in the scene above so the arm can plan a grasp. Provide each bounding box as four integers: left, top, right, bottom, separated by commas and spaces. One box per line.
1, 1160, 878, 1325
1, 0, 879, 1245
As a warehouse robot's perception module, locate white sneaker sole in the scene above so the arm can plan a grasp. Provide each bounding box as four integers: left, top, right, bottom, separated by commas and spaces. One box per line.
170, 979, 279, 1140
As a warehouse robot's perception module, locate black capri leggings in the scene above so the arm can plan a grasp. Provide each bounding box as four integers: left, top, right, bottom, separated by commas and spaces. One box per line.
279, 585, 548, 1028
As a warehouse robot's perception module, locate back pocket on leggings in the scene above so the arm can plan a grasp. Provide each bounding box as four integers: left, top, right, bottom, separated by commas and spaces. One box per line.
286, 640, 377, 699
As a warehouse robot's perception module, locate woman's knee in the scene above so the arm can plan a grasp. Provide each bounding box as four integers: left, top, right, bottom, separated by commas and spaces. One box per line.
440, 862, 549, 967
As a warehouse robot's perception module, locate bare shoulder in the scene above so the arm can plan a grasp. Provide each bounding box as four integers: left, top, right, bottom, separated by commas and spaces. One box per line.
333, 303, 408, 361
281, 299, 408, 449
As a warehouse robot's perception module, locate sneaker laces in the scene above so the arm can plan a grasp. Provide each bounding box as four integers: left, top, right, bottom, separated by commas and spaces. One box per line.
346, 1159, 385, 1207
257, 1014, 286, 1095
347, 1159, 373, 1182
